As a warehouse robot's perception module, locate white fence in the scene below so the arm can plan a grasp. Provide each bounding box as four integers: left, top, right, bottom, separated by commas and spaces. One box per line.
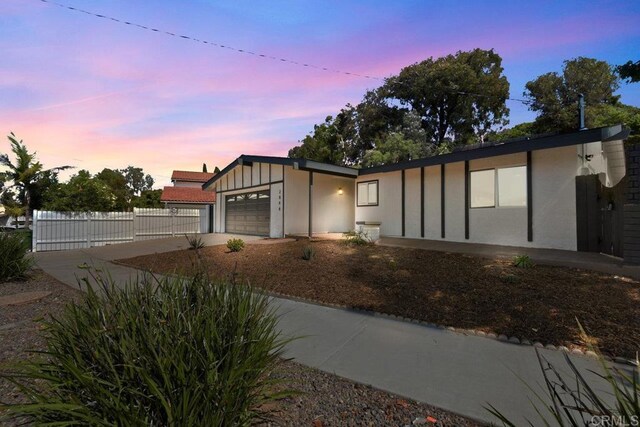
32, 208, 207, 252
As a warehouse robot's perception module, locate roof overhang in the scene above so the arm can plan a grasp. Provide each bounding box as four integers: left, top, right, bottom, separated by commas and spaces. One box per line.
359, 125, 626, 175
203, 155, 359, 189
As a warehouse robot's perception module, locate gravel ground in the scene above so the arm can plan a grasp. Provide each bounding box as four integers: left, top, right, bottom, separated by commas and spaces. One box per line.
0, 270, 481, 426
119, 239, 640, 358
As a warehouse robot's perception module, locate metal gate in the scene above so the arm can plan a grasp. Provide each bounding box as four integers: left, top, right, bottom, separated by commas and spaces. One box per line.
576, 175, 626, 257
225, 190, 270, 236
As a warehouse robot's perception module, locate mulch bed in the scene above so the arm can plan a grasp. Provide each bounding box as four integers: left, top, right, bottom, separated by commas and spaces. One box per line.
119, 239, 640, 359
0, 270, 479, 426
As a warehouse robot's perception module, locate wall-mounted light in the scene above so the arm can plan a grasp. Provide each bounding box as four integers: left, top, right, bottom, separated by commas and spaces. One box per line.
338, 187, 343, 195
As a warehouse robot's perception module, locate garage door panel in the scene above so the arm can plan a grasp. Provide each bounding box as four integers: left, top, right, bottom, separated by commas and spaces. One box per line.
225, 190, 270, 236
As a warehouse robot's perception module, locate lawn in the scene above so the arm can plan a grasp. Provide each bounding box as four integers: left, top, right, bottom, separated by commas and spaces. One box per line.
119, 239, 640, 359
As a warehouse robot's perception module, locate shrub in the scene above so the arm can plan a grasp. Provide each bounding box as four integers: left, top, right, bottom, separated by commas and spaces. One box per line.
343, 229, 371, 246
302, 245, 315, 261
227, 238, 245, 252
0, 231, 33, 282
185, 233, 205, 250
513, 254, 534, 268
1, 272, 291, 425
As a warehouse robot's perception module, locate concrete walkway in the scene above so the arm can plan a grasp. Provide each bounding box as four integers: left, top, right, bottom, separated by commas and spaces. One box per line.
380, 236, 640, 280
33, 236, 624, 425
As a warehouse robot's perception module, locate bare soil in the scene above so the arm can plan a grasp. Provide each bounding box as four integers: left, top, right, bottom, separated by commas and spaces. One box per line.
0, 270, 479, 426
119, 239, 640, 359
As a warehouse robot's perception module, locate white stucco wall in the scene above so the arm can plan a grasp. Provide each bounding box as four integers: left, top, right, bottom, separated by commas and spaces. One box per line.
284, 167, 310, 235
311, 173, 355, 233
172, 181, 203, 188
354, 171, 402, 237
355, 145, 586, 251
270, 182, 284, 238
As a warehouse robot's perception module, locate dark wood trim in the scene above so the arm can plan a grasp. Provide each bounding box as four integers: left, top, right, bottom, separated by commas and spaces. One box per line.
420, 167, 425, 238
441, 164, 445, 239
464, 160, 469, 240
401, 170, 405, 237
214, 181, 281, 194
309, 171, 313, 237
527, 151, 533, 242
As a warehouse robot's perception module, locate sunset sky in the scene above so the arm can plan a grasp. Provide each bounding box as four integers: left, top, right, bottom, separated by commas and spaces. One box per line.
1, 0, 639, 187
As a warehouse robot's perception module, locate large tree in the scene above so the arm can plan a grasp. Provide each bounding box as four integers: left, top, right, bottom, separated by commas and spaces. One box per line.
386, 48, 510, 146
617, 60, 640, 83
524, 57, 620, 133
43, 170, 116, 212
119, 166, 154, 197
0, 133, 71, 226
95, 168, 129, 210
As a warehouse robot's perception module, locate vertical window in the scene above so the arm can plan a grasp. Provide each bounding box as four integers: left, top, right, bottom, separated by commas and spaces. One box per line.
470, 170, 495, 208
357, 181, 379, 206
497, 166, 527, 207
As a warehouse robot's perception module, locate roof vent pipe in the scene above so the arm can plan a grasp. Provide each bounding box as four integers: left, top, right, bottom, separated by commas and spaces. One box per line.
578, 93, 586, 130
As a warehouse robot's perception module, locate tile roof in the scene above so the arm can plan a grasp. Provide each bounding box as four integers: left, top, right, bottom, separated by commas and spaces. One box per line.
171, 170, 215, 183
160, 186, 216, 204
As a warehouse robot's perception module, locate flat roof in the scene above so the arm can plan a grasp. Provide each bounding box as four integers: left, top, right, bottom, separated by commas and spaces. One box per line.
359, 124, 627, 175
202, 125, 628, 188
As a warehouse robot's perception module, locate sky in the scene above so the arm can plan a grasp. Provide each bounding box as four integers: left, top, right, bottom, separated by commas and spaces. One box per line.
1, 0, 639, 187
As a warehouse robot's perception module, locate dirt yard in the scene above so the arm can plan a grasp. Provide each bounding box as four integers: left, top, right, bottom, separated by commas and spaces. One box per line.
119, 239, 640, 359
0, 270, 478, 426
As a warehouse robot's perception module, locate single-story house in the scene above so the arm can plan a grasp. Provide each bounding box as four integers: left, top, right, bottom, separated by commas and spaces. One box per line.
161, 170, 216, 232
202, 124, 633, 257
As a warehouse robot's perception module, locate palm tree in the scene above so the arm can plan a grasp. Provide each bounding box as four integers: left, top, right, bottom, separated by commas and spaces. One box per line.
0, 133, 72, 227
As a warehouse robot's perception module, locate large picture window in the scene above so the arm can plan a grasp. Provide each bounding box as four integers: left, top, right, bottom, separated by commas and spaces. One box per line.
357, 180, 378, 206
470, 166, 527, 208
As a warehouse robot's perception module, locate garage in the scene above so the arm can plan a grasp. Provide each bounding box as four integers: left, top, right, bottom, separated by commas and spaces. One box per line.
225, 190, 270, 236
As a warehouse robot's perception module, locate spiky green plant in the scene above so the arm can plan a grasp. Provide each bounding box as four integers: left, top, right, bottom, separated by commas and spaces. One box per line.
185, 233, 205, 250
302, 246, 315, 261
487, 323, 640, 426
0, 271, 293, 426
0, 231, 33, 282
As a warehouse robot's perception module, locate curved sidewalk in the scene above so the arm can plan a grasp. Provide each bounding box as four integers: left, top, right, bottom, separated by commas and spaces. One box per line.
34, 236, 621, 425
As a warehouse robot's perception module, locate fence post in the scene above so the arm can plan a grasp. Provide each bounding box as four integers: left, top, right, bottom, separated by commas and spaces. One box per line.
86, 213, 92, 248
31, 210, 38, 252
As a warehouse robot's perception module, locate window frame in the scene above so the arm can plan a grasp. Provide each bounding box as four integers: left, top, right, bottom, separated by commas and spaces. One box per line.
496, 165, 527, 208
469, 168, 496, 209
469, 165, 527, 209
357, 180, 379, 207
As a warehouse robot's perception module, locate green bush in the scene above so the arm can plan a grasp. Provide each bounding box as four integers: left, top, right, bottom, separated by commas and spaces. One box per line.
1, 272, 291, 425
513, 254, 534, 268
342, 229, 371, 246
227, 238, 245, 252
302, 245, 315, 261
185, 233, 205, 250
0, 231, 33, 282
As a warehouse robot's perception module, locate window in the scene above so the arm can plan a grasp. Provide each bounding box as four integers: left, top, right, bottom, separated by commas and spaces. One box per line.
497, 166, 527, 207
357, 180, 378, 206
470, 166, 527, 208
470, 169, 495, 208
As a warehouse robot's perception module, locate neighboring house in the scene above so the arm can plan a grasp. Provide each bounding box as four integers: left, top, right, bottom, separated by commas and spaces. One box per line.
203, 125, 633, 258
161, 170, 216, 233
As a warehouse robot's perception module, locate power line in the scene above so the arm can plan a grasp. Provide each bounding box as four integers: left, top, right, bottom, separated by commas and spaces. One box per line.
36, 0, 533, 106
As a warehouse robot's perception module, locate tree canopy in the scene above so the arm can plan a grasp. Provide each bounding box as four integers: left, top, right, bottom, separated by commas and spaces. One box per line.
617, 60, 640, 83
289, 49, 510, 167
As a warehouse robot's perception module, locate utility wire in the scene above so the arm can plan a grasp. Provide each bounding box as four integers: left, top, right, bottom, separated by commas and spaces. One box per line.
37, 0, 533, 106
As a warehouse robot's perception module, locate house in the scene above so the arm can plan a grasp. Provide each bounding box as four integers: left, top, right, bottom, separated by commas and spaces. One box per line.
202, 124, 634, 260
161, 170, 216, 233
